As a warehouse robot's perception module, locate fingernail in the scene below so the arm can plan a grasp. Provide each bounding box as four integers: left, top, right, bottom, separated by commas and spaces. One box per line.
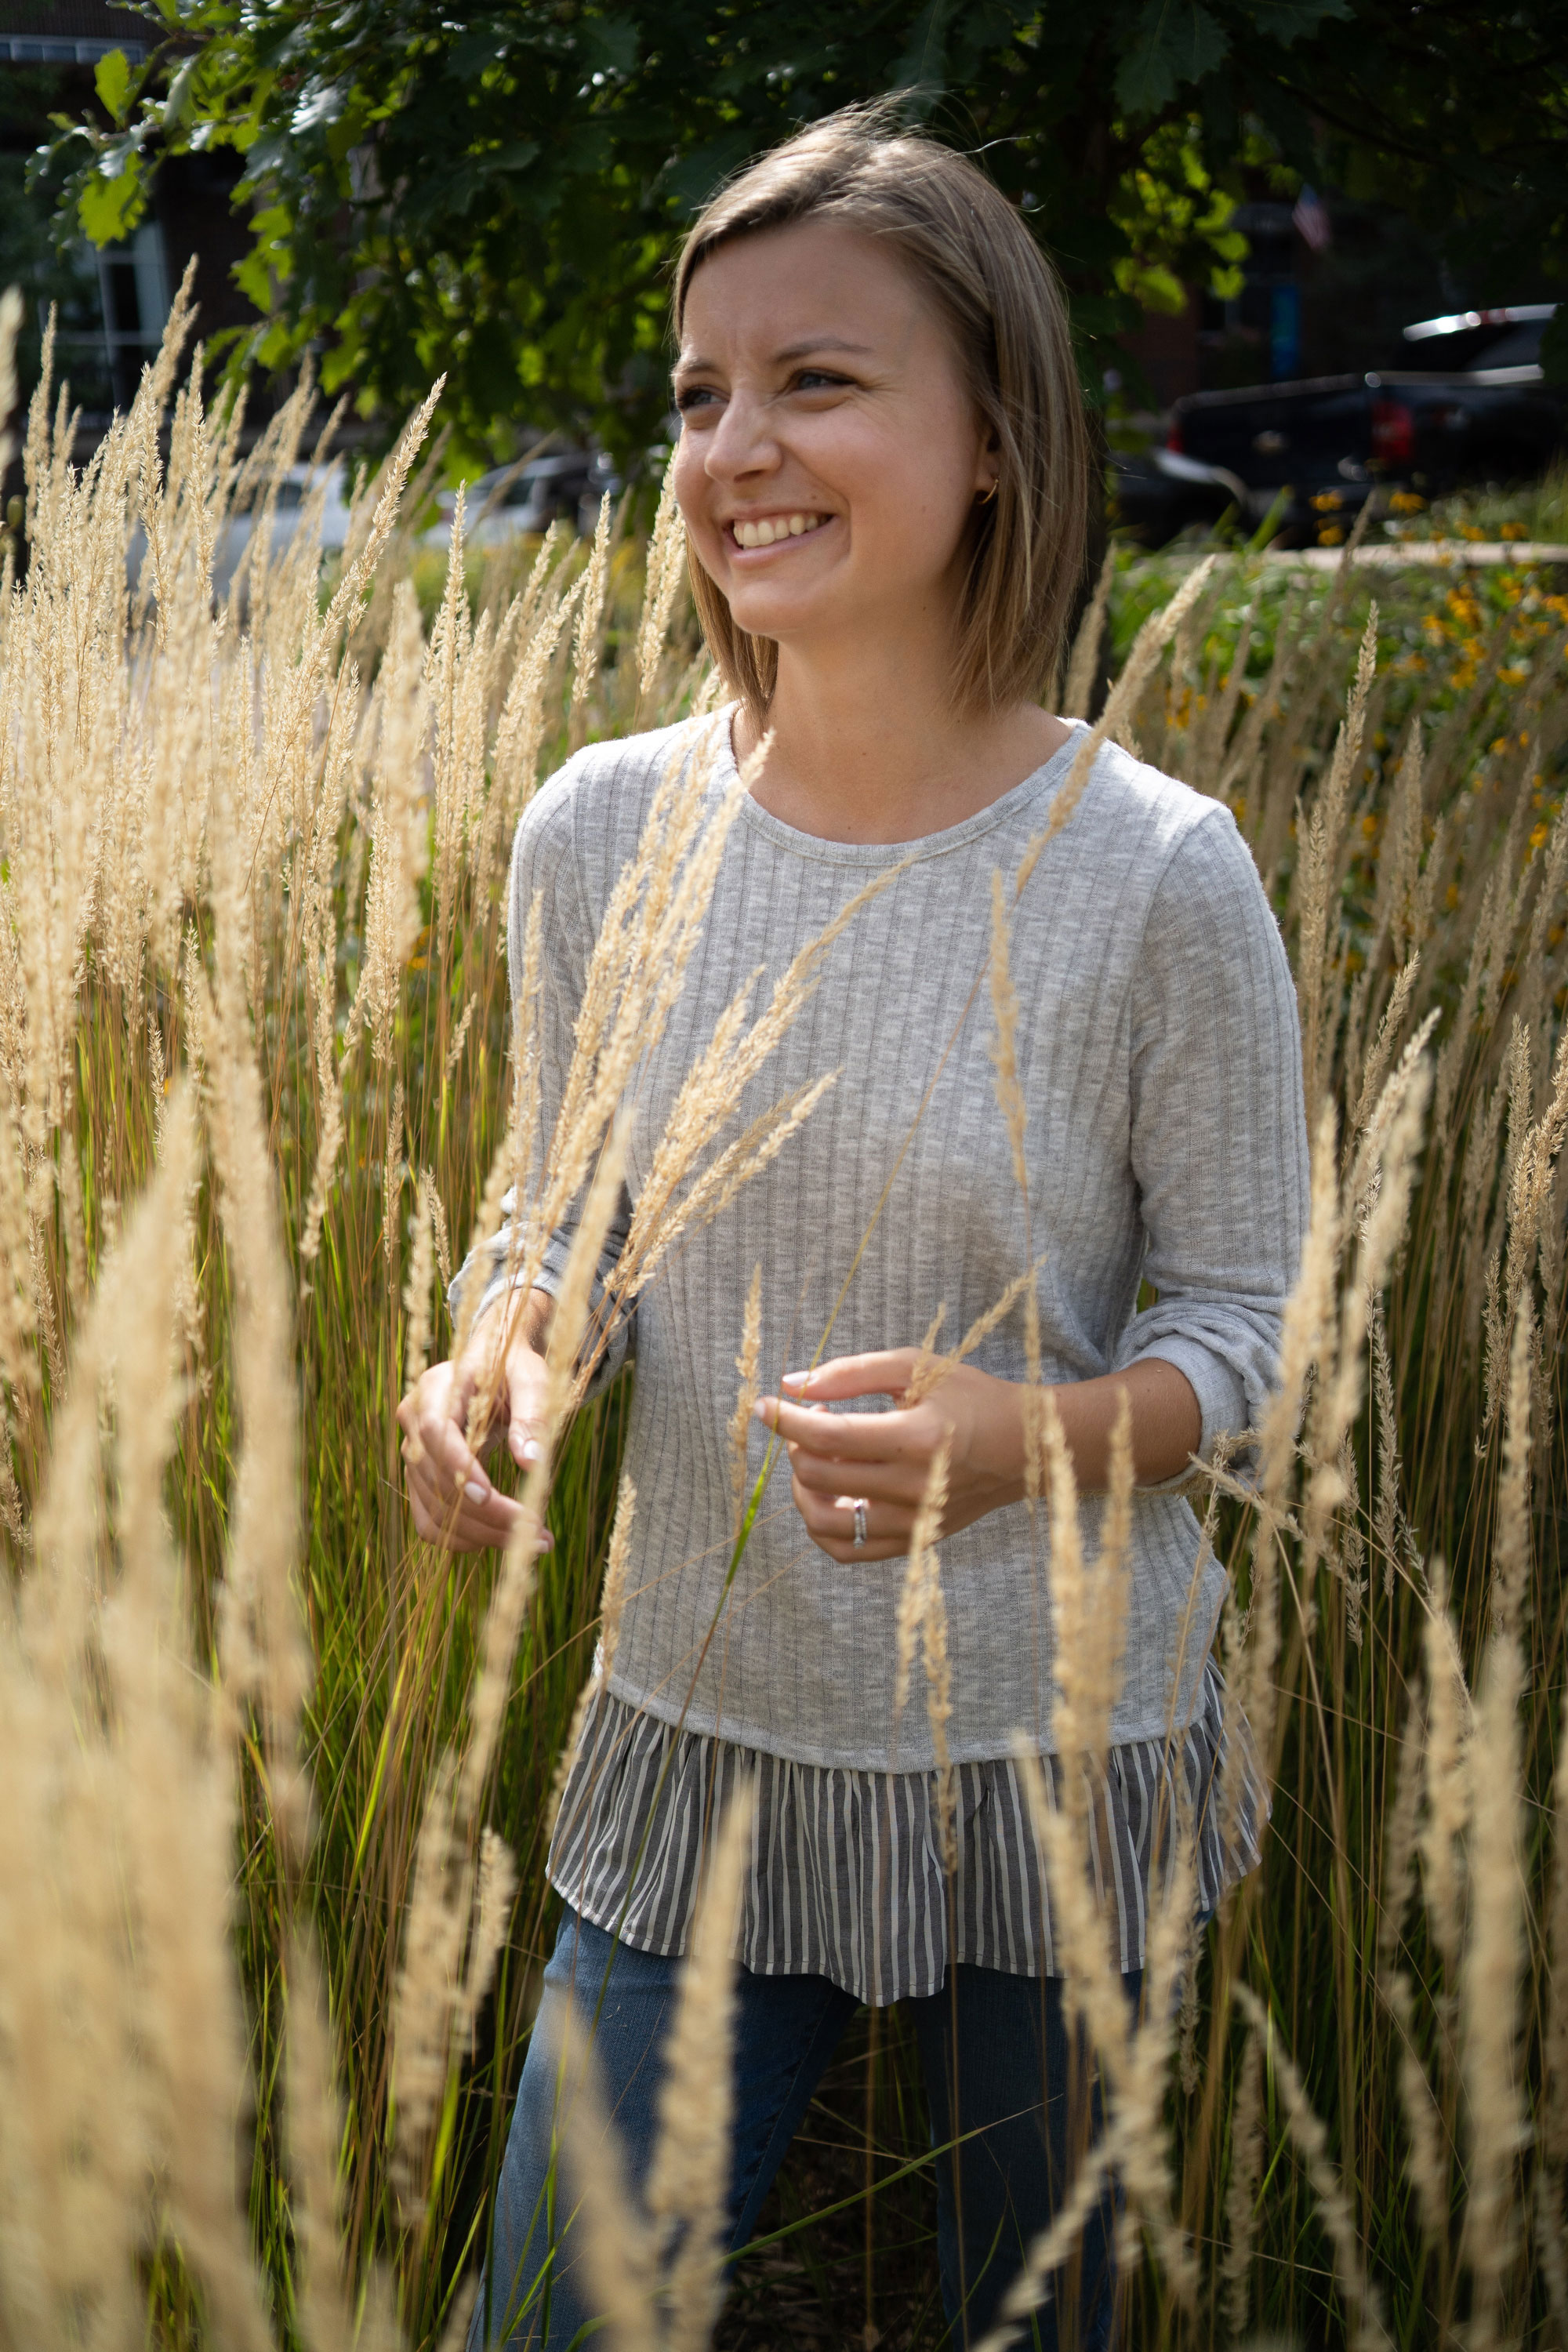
520, 1439, 542, 1465
781, 1370, 811, 1390
464, 1480, 488, 1504
752, 1399, 772, 1422
535, 1530, 554, 1553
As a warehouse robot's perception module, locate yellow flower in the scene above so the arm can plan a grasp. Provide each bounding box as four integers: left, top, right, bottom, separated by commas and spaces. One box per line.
1318, 524, 1345, 546
1310, 489, 1344, 512
1389, 489, 1425, 515
1500, 521, 1527, 541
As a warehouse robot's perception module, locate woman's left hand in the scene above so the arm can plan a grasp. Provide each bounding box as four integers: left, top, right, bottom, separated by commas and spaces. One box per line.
753, 1352, 1027, 1563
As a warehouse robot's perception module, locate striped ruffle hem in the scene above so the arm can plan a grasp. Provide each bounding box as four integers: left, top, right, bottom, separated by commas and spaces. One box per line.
546, 1654, 1269, 2007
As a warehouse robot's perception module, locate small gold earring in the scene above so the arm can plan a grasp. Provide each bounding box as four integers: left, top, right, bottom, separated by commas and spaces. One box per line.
978, 480, 999, 505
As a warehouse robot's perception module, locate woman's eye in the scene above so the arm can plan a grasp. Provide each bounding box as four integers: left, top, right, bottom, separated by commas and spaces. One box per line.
794, 370, 849, 393
674, 385, 719, 414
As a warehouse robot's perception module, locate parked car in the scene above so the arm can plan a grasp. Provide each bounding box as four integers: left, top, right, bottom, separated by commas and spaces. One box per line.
426, 448, 621, 549
129, 462, 357, 604
1112, 305, 1564, 546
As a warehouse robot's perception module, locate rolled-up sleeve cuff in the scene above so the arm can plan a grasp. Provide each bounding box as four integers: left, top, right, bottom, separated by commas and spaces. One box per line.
1115, 1337, 1250, 1493
532, 1258, 635, 1399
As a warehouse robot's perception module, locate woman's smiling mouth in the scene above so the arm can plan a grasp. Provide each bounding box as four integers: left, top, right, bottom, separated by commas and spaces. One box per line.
728, 511, 829, 549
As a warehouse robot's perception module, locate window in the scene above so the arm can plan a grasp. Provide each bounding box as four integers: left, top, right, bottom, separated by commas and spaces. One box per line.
92, 221, 169, 413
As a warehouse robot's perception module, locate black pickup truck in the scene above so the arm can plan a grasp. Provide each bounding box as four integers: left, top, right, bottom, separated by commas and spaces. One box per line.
1113, 305, 1564, 545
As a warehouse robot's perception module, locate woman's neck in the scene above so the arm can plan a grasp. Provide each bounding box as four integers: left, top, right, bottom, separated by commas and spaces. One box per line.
732, 637, 1070, 847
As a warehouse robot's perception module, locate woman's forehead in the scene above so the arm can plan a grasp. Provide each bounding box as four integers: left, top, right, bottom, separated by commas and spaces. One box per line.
677, 223, 930, 360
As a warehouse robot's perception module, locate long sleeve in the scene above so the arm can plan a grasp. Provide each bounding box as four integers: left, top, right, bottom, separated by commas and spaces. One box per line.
445, 754, 637, 1392
1112, 804, 1309, 1475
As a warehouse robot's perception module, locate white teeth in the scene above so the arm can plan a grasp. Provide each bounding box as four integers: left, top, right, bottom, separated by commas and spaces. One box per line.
733, 513, 823, 548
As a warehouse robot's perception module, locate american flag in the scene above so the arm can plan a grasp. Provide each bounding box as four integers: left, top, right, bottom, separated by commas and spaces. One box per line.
1292, 184, 1333, 253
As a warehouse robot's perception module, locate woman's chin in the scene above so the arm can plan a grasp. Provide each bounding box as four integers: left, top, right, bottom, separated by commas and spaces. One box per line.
723, 584, 844, 644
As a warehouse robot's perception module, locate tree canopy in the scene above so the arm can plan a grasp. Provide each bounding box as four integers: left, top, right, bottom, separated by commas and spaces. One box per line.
45, 0, 1568, 466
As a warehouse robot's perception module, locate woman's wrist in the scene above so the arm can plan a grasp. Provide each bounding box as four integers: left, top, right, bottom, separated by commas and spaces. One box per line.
1027, 1359, 1203, 1494
467, 1283, 554, 1362
964, 1359, 1203, 1507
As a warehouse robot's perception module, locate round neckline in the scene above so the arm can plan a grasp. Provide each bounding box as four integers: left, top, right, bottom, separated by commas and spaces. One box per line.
713, 708, 1089, 869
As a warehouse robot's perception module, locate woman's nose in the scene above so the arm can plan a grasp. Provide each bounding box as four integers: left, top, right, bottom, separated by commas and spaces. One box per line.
704, 390, 780, 484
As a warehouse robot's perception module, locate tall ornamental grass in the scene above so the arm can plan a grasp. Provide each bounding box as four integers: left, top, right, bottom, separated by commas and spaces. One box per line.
0, 279, 1565, 2351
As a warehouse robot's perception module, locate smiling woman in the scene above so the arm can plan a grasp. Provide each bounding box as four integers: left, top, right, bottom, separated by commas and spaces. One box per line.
670, 118, 1090, 772
401, 100, 1308, 2352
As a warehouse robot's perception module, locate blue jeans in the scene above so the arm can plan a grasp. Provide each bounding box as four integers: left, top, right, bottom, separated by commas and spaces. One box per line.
467, 1907, 1163, 2351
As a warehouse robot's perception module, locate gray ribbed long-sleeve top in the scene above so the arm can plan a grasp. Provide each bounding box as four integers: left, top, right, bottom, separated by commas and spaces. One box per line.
464, 713, 1308, 1780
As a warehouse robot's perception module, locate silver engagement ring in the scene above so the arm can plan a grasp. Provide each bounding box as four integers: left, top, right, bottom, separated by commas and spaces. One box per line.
851, 1499, 869, 1549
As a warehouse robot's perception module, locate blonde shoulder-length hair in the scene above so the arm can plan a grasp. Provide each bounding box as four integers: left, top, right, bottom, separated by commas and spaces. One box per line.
672, 102, 1091, 720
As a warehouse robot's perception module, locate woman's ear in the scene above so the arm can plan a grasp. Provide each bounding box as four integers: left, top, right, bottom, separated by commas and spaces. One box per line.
973, 420, 1001, 503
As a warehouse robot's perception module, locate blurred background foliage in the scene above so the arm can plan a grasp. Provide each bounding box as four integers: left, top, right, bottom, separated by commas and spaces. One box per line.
30, 0, 1568, 470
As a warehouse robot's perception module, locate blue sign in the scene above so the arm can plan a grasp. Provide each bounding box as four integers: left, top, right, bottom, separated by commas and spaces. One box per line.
1270, 282, 1302, 381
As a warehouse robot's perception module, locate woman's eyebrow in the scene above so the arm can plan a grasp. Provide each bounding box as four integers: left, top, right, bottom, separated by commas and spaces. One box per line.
673, 333, 877, 376
771, 334, 877, 363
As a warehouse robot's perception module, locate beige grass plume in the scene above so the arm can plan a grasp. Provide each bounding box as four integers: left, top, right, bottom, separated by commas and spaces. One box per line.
553, 2008, 659, 2352
1221, 2031, 1265, 2335
1232, 1985, 1390, 2352
1060, 544, 1116, 721
1459, 1631, 1530, 2350
1418, 1563, 1472, 1979
637, 449, 688, 703
892, 1442, 954, 1858
1490, 1299, 1534, 1640
402, 1172, 440, 1409
645, 1777, 757, 2350
547, 1472, 639, 1842
901, 1260, 1044, 1408
1294, 606, 1379, 1142
1014, 555, 1218, 903
0, 283, 21, 478
392, 1127, 627, 2210
728, 1263, 764, 1543
572, 489, 613, 710
989, 1749, 1197, 2347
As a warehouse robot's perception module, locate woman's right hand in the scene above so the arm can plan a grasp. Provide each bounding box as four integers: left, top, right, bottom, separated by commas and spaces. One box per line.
396, 1295, 554, 1553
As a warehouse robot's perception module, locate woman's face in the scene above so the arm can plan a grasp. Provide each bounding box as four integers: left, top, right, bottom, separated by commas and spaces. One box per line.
672, 218, 995, 666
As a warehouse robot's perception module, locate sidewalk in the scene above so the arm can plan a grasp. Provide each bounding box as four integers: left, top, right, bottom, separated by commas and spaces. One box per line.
1270, 539, 1568, 571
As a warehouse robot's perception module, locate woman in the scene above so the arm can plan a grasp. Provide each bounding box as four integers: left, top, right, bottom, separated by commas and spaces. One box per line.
400, 105, 1308, 2352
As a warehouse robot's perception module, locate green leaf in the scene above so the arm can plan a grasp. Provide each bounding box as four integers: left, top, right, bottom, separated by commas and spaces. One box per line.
487, 140, 542, 176
579, 14, 639, 78
162, 55, 199, 129
78, 151, 146, 245
93, 48, 132, 123
1115, 0, 1229, 114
